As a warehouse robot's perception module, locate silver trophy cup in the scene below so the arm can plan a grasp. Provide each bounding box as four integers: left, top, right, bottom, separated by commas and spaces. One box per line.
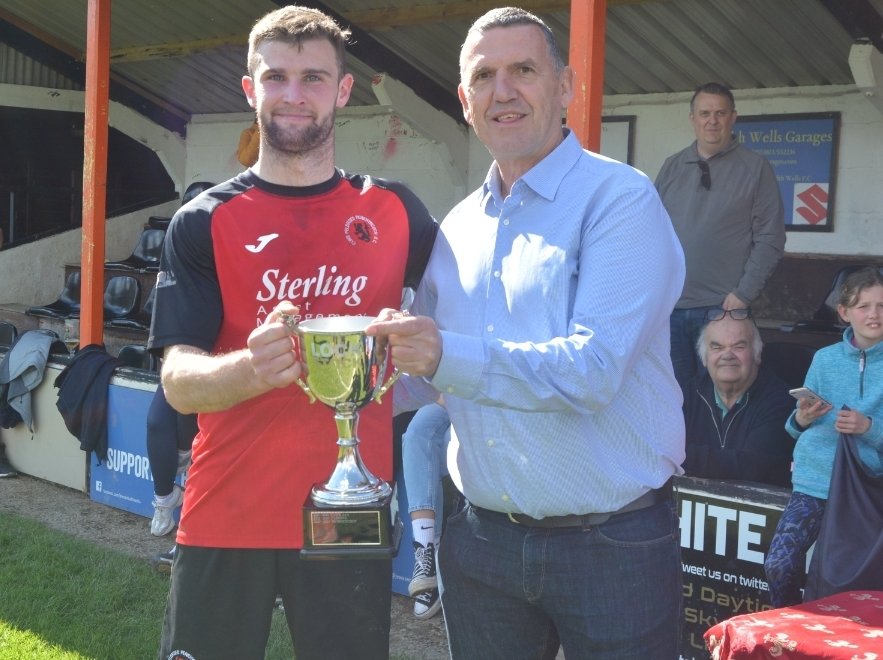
293, 315, 400, 507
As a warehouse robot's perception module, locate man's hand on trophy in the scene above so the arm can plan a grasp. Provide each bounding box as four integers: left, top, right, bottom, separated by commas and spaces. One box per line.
247, 301, 304, 389
366, 309, 442, 378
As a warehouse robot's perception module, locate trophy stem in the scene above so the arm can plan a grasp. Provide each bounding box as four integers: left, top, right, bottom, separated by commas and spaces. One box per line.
311, 408, 392, 506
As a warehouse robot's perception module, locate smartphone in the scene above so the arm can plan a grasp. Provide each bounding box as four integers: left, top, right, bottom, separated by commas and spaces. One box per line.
789, 387, 832, 408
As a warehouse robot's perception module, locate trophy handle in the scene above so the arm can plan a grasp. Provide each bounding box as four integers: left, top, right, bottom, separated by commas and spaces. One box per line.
373, 367, 402, 404
284, 315, 317, 403
295, 377, 317, 403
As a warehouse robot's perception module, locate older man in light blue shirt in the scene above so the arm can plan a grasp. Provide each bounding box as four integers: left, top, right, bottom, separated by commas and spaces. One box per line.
403, 128, 686, 519
369, 7, 685, 659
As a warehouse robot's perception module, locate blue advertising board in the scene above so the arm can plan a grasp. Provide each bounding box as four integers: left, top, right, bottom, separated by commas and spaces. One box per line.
735, 112, 840, 232
90, 383, 182, 521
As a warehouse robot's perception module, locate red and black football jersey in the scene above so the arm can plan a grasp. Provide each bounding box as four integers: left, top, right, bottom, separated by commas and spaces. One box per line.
149, 169, 437, 548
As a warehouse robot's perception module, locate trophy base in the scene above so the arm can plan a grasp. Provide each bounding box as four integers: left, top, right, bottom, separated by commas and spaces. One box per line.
301, 484, 402, 560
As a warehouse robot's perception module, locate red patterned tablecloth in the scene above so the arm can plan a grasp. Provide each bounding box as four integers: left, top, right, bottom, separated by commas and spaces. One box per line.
705, 591, 883, 659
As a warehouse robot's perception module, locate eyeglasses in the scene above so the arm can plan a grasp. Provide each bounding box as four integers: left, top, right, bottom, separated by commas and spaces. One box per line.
698, 160, 711, 190
705, 308, 753, 322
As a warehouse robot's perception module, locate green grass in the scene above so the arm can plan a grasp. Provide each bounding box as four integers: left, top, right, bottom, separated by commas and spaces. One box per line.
0, 512, 294, 659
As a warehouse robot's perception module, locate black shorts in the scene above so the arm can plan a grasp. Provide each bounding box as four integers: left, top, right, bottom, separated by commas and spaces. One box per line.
157, 546, 392, 660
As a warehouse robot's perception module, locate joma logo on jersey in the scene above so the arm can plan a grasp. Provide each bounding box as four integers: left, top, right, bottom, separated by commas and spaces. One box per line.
344, 215, 379, 246
256, 265, 367, 307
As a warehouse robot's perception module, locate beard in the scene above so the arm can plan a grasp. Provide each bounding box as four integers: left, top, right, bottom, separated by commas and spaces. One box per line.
260, 109, 335, 156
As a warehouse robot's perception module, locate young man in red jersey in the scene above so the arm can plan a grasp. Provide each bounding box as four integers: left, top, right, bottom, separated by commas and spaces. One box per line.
149, 6, 437, 658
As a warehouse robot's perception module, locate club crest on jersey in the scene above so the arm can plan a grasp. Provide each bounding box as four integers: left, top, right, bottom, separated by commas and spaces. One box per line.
344, 215, 379, 246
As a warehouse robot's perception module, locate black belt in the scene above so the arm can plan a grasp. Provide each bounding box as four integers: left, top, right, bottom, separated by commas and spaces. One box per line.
477, 478, 673, 529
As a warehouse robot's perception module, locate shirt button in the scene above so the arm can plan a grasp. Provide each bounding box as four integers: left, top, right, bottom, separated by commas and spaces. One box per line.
502, 219, 510, 226
493, 270, 501, 278
501, 494, 510, 502
487, 324, 494, 332
487, 439, 494, 447
446, 386, 455, 393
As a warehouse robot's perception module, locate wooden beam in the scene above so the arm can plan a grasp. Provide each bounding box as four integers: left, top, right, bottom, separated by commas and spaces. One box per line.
80, 0, 111, 348
108, 36, 244, 63
819, 0, 883, 53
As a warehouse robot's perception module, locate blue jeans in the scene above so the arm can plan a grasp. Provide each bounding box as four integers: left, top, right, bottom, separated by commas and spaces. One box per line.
439, 500, 682, 659
670, 306, 717, 394
402, 403, 450, 532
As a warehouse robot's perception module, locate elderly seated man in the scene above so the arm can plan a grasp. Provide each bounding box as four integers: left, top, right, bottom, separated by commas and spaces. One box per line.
682, 309, 796, 487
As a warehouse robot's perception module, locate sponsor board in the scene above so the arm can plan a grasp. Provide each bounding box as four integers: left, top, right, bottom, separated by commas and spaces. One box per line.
676, 476, 793, 659
90, 385, 182, 520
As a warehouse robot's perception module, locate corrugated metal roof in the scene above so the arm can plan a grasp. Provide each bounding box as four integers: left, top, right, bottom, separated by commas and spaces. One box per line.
0, 43, 81, 90
0, 0, 873, 135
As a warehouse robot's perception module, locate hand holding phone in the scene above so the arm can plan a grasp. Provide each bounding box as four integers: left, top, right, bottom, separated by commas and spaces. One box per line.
789, 387, 832, 408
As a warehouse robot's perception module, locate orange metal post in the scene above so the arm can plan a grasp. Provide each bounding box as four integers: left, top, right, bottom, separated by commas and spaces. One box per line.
567, 0, 607, 151
80, 0, 111, 347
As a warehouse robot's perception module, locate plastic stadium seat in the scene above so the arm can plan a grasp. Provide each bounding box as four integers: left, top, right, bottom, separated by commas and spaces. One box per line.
108, 287, 154, 331
105, 228, 165, 272
0, 321, 18, 348
103, 275, 141, 321
148, 215, 171, 230
117, 344, 157, 371
147, 181, 214, 231
181, 181, 214, 205
26, 272, 81, 318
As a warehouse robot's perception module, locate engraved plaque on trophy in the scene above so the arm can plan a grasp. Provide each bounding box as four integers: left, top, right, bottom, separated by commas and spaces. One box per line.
291, 315, 402, 559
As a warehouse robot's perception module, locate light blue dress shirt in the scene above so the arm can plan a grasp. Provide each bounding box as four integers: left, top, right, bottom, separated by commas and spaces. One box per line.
405, 129, 686, 518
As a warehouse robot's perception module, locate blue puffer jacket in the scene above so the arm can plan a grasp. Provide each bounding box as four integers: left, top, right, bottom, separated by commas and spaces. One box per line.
787, 327, 883, 499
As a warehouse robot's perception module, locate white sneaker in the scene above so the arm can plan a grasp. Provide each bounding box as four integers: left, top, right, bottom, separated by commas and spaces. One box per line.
151, 484, 184, 536
413, 588, 441, 621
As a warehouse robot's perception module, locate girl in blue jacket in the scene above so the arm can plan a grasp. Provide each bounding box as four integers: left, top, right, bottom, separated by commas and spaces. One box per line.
764, 266, 883, 607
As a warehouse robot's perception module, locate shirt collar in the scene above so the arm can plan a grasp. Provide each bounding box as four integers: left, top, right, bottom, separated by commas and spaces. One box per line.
688, 136, 739, 163
482, 128, 583, 205
714, 386, 747, 413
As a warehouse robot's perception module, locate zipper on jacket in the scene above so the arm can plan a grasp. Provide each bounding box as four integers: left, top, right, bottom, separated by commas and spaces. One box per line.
697, 389, 749, 448
859, 349, 866, 399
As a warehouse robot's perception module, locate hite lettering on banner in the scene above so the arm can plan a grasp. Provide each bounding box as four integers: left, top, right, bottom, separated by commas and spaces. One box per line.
257, 265, 367, 307
106, 447, 153, 481
679, 498, 768, 564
